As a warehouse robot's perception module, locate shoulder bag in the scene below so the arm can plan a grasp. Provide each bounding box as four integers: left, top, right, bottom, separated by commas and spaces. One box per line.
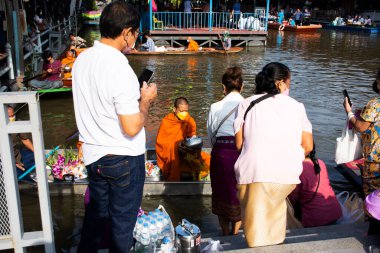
211, 105, 239, 146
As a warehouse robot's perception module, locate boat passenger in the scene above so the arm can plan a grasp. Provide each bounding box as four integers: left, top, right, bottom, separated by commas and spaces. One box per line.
29, 50, 63, 90
303, 9, 311, 26
364, 16, 372, 27
141, 31, 155, 52
288, 146, 342, 227
278, 9, 284, 24
69, 33, 86, 48
61, 49, 76, 79
294, 8, 303, 26
156, 97, 209, 181
186, 37, 199, 51
289, 18, 296, 26
221, 31, 231, 50
343, 69, 380, 236
207, 67, 244, 236
234, 62, 313, 247
7, 106, 35, 181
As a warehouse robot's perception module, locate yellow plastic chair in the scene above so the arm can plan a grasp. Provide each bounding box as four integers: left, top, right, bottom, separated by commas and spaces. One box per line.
153, 16, 164, 30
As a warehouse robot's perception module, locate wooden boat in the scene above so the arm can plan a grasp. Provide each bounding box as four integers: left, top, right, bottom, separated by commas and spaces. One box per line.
18, 148, 211, 196
323, 24, 380, 34
127, 47, 244, 55
336, 158, 363, 189
268, 22, 322, 32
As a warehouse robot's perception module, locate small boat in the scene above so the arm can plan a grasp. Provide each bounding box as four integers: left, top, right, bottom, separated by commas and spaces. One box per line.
268, 22, 322, 32
323, 24, 380, 34
335, 158, 363, 189
127, 47, 244, 55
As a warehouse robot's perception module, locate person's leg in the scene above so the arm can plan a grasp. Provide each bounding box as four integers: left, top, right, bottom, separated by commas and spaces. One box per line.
231, 220, 242, 235
19, 149, 35, 181
217, 215, 230, 236
77, 160, 110, 253
108, 154, 145, 253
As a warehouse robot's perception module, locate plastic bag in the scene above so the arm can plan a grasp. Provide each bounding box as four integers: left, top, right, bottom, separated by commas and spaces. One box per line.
335, 120, 362, 164
201, 240, 223, 253
336, 191, 365, 224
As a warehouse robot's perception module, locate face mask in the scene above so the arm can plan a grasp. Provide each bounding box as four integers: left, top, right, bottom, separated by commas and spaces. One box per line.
124, 36, 136, 50
187, 40, 189, 42
176, 111, 188, 120
9, 116, 16, 122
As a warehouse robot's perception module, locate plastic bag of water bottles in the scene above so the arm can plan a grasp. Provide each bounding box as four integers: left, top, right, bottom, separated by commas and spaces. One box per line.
134, 205, 175, 253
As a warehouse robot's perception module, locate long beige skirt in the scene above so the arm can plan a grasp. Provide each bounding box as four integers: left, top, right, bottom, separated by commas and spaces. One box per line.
237, 182, 296, 247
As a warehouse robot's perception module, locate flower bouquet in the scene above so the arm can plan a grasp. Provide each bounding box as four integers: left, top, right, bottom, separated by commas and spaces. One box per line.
46, 148, 87, 181
145, 160, 162, 181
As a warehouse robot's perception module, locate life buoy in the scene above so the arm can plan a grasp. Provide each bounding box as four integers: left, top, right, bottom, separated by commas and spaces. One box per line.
279, 24, 285, 31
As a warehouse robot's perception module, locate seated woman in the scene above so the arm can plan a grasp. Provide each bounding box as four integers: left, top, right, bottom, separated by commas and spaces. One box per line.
156, 97, 209, 181
140, 31, 155, 52
288, 146, 342, 228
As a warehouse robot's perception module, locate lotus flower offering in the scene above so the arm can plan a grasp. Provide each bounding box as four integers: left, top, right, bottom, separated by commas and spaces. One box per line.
46, 148, 87, 181
145, 160, 161, 178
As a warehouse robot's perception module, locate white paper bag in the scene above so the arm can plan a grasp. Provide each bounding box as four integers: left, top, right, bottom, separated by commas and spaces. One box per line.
335, 121, 363, 164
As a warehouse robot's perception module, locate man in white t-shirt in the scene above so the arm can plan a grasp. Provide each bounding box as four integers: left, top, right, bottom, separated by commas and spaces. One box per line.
72, 2, 157, 253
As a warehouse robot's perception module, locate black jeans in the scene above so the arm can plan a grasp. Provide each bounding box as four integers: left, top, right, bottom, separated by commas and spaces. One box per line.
77, 154, 145, 253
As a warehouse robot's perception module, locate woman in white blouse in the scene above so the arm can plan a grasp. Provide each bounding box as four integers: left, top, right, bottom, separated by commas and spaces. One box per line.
207, 67, 244, 235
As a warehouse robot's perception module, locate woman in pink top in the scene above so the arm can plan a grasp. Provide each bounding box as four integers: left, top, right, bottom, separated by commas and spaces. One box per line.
234, 62, 313, 247
288, 147, 343, 227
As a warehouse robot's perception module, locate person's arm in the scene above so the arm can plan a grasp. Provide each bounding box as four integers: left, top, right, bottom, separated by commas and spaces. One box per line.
344, 97, 371, 133
118, 82, 157, 137
235, 128, 243, 151
187, 117, 197, 137
302, 131, 313, 156
21, 138, 34, 152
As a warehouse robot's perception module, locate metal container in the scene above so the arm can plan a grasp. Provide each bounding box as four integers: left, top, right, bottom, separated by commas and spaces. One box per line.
175, 219, 201, 253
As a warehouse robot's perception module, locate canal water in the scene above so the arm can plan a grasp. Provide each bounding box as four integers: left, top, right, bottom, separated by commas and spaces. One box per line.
15, 28, 380, 251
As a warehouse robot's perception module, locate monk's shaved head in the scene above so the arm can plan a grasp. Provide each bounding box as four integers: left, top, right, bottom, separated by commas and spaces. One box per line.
174, 97, 189, 108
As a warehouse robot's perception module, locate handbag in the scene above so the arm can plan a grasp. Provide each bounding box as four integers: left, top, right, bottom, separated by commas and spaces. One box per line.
335, 120, 363, 164
210, 105, 238, 146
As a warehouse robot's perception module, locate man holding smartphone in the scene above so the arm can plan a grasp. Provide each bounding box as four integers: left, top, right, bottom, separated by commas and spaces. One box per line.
72, 2, 157, 253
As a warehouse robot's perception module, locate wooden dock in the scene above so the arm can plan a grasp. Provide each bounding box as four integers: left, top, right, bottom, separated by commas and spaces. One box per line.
151, 28, 268, 47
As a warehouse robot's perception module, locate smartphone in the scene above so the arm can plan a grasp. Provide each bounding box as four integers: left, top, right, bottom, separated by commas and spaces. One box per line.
138, 69, 154, 88
343, 89, 352, 107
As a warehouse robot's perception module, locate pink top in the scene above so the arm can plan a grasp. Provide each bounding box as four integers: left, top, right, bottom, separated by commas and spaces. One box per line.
234, 94, 312, 185
289, 160, 343, 227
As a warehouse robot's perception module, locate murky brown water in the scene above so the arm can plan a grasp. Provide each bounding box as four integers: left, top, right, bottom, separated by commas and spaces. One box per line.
14, 28, 380, 251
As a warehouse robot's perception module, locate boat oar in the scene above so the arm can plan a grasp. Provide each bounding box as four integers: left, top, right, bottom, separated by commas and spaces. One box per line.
18, 130, 80, 180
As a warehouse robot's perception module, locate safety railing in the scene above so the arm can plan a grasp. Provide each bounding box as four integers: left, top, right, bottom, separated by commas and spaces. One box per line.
0, 92, 55, 252
152, 11, 267, 31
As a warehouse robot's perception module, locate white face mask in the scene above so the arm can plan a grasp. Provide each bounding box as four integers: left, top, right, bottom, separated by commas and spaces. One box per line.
187, 40, 189, 42
124, 36, 136, 50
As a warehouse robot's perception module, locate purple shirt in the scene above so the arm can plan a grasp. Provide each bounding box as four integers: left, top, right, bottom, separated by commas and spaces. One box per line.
42, 60, 62, 81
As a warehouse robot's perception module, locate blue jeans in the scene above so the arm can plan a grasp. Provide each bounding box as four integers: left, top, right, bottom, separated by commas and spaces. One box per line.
77, 154, 145, 253
18, 149, 35, 181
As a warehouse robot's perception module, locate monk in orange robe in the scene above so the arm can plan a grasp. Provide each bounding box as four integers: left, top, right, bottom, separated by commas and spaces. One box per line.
156, 97, 196, 181
61, 49, 76, 79
187, 37, 199, 51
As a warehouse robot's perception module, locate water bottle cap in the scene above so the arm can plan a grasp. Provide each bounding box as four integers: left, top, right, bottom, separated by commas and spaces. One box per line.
138, 219, 143, 224
158, 218, 163, 221
150, 220, 156, 224
143, 223, 149, 227
148, 211, 154, 215
162, 237, 171, 244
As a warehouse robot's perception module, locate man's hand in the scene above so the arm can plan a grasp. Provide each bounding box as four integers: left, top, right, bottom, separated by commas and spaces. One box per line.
16, 162, 25, 171
343, 97, 352, 114
140, 82, 157, 103
47, 68, 53, 73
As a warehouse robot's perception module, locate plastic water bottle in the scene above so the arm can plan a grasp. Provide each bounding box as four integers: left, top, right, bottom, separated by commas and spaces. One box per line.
149, 220, 158, 243
140, 223, 150, 246
156, 218, 164, 239
160, 236, 174, 253
135, 218, 144, 238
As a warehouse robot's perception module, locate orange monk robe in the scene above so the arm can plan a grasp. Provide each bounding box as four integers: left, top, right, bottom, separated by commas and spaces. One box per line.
61, 56, 75, 79
187, 39, 199, 51
156, 113, 196, 181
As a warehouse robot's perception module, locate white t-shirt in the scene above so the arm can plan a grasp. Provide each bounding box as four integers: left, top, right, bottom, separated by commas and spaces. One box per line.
207, 91, 244, 142
72, 41, 145, 165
